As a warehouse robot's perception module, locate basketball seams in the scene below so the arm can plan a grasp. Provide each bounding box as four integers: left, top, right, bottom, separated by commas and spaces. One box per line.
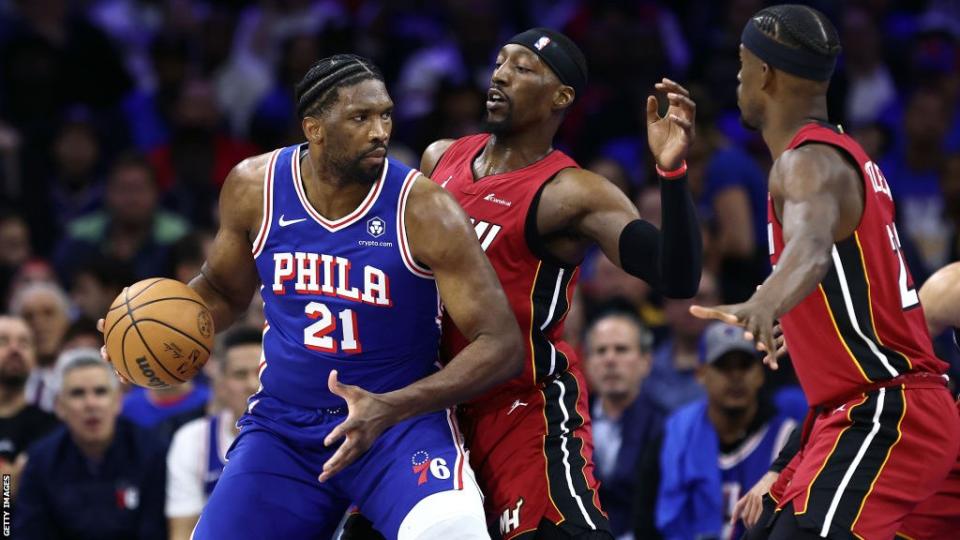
126, 277, 166, 303
119, 322, 138, 385
134, 318, 212, 355
129, 318, 188, 385
127, 296, 210, 316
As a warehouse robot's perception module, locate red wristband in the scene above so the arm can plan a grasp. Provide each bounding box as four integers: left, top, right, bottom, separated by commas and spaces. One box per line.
656, 160, 688, 179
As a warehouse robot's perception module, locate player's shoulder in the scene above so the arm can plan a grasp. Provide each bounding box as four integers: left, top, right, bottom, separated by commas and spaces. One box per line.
421, 138, 457, 175
541, 166, 619, 211
223, 151, 275, 193
773, 143, 859, 193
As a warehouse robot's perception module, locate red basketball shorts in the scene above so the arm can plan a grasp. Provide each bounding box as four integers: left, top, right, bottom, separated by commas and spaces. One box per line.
458, 368, 609, 539
775, 384, 960, 539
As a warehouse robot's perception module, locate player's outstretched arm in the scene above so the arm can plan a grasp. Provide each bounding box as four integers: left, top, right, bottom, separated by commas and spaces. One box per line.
318, 176, 522, 482
188, 155, 268, 332
691, 145, 861, 364
543, 78, 702, 299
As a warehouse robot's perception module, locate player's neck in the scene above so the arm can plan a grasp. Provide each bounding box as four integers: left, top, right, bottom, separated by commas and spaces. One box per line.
762, 97, 829, 160
707, 400, 758, 445
302, 157, 377, 220
476, 132, 554, 178
0, 386, 26, 418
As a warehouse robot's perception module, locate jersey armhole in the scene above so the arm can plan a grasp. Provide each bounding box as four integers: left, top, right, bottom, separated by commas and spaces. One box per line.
398, 171, 435, 279
524, 171, 581, 270
251, 149, 281, 258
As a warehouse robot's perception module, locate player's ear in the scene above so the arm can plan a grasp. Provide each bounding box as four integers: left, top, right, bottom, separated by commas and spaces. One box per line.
553, 85, 574, 110
760, 62, 774, 91
302, 115, 325, 145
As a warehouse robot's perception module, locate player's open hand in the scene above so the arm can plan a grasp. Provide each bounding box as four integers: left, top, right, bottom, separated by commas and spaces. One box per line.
320, 370, 395, 482
97, 318, 132, 385
647, 78, 696, 171
689, 301, 781, 370
732, 471, 778, 528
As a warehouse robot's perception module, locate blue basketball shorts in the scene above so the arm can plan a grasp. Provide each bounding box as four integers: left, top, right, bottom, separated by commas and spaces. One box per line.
192, 395, 481, 539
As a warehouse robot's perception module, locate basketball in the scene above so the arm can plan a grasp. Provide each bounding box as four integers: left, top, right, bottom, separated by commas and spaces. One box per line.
103, 278, 215, 388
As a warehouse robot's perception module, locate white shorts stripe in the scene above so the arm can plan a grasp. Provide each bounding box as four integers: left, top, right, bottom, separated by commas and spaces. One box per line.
552, 378, 597, 529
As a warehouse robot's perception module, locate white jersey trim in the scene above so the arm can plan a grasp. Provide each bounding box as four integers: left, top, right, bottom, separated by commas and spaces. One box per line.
397, 171, 434, 279
293, 144, 387, 232
251, 150, 281, 258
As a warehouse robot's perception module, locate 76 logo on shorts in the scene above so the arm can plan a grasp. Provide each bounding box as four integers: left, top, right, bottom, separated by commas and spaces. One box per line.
410, 450, 450, 486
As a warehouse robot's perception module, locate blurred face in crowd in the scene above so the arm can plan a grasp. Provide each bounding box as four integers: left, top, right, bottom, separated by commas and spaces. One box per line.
54, 122, 99, 179
106, 163, 158, 227
484, 44, 570, 135
174, 79, 220, 134
71, 273, 119, 321
56, 364, 121, 450
219, 343, 261, 418
17, 287, 70, 360
0, 217, 30, 268
737, 44, 766, 131
0, 317, 35, 389
586, 316, 651, 404
664, 272, 719, 342
307, 79, 392, 186
700, 351, 764, 414
588, 255, 650, 307
904, 89, 948, 148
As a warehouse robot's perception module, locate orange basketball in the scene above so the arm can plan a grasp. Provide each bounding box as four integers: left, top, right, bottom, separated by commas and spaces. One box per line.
103, 278, 215, 388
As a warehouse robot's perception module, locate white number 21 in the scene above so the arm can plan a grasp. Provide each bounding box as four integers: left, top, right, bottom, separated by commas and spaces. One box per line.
885, 224, 918, 309
304, 302, 361, 354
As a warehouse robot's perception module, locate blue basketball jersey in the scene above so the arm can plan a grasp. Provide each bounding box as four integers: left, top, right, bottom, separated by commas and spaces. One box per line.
719, 414, 797, 540
251, 145, 440, 409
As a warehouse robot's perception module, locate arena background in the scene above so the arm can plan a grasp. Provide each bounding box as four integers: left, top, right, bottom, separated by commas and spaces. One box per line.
0, 1, 958, 538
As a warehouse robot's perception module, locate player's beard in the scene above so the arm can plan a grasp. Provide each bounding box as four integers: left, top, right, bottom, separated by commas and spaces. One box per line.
481, 104, 515, 136
331, 146, 386, 186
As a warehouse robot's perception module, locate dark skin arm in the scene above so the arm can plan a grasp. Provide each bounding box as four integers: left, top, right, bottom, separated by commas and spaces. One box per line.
320, 176, 522, 481
691, 144, 863, 366
424, 79, 701, 297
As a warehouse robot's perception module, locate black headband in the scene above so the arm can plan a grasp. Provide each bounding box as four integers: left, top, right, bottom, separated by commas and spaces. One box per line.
741, 20, 837, 81
507, 28, 587, 97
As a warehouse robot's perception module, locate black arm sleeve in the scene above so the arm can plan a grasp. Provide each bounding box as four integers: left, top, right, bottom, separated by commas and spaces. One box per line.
619, 176, 702, 298
769, 426, 801, 473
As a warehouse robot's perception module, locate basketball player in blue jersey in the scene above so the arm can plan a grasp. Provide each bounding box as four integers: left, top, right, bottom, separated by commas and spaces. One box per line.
102, 54, 523, 540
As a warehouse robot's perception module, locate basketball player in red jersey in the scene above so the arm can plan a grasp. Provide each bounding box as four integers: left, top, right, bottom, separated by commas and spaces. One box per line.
418, 28, 701, 539
691, 5, 960, 539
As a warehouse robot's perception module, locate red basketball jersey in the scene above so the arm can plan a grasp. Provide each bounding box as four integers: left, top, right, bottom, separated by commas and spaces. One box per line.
432, 134, 581, 404
768, 123, 947, 406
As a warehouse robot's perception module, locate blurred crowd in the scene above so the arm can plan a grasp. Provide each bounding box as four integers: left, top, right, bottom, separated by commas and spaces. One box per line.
0, 0, 958, 539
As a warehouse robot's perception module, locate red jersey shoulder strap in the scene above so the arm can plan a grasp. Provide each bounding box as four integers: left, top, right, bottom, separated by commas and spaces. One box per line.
433, 133, 490, 176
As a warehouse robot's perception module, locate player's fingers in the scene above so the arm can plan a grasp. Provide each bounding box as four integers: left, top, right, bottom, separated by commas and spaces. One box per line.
731, 495, 747, 524
667, 93, 696, 113
319, 443, 351, 482
689, 305, 740, 325
744, 496, 761, 527
645, 95, 659, 125
97, 318, 105, 334
656, 78, 690, 97
323, 417, 354, 447
668, 114, 693, 131
327, 370, 348, 399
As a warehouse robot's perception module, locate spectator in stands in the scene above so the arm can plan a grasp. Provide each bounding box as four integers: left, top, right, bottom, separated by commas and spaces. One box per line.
60, 317, 104, 355
69, 258, 134, 322
168, 232, 213, 285
48, 108, 105, 234
642, 271, 719, 412
148, 78, 258, 227
0, 208, 31, 306
635, 322, 797, 540
14, 352, 166, 539
165, 327, 261, 539
585, 310, 663, 540
11, 282, 71, 412
0, 316, 59, 498
54, 152, 190, 283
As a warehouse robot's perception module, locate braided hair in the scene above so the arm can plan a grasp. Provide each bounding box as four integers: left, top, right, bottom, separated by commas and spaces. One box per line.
751, 4, 841, 57
295, 54, 384, 118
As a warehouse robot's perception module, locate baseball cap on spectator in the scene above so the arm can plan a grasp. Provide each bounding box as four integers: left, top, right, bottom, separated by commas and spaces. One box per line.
699, 322, 759, 365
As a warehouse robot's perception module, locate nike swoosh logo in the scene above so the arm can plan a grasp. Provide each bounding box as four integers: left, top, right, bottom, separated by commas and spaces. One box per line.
441, 176, 452, 188
278, 215, 307, 227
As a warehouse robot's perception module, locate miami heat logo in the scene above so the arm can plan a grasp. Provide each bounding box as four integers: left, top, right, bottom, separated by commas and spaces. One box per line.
411, 450, 430, 485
